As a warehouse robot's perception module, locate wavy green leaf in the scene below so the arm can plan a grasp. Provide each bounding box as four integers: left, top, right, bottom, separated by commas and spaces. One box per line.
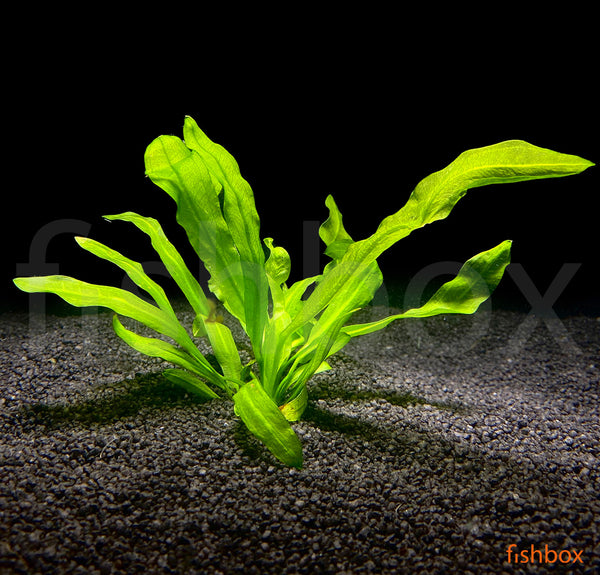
264, 237, 291, 291
284, 141, 594, 337
144, 134, 244, 322
319, 194, 353, 248
145, 122, 269, 355
341, 239, 512, 339
182, 116, 265, 266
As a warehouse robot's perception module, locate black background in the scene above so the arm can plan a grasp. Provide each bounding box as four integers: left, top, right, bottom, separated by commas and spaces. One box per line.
3, 24, 598, 316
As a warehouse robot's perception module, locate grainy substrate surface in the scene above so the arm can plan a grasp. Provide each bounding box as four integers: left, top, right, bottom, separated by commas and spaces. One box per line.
1, 302, 599, 574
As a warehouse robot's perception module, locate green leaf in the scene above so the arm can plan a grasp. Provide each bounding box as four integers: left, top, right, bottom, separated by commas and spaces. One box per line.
284, 140, 593, 337
162, 368, 220, 400
263, 237, 291, 323
233, 381, 303, 468
78, 228, 236, 389
145, 120, 269, 355
181, 117, 270, 354
74, 236, 176, 318
319, 194, 353, 247
271, 195, 381, 401
264, 237, 291, 289
103, 212, 211, 320
320, 194, 364, 272
202, 318, 243, 384
320, 193, 383, 313
13, 275, 186, 343
263, 196, 381, 404
144, 133, 245, 322
276, 308, 355, 404
341, 239, 512, 338
260, 309, 295, 399
182, 116, 265, 266
283, 275, 319, 319
112, 315, 223, 390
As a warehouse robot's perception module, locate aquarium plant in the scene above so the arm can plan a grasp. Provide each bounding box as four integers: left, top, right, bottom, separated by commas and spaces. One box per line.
14, 117, 593, 467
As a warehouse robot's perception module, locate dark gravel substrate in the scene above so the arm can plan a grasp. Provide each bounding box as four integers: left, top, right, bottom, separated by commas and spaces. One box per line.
1, 302, 599, 574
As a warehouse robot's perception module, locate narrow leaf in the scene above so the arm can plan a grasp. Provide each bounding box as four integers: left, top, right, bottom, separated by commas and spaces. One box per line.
112, 315, 223, 390
74, 236, 176, 318
202, 318, 243, 383
13, 275, 185, 343
277, 308, 355, 404
103, 212, 211, 319
162, 368, 220, 400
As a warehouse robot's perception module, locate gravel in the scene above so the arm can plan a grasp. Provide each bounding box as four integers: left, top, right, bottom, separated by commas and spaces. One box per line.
1, 302, 599, 574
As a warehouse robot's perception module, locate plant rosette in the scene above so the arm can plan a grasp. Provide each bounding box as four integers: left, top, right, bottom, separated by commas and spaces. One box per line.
14, 117, 594, 467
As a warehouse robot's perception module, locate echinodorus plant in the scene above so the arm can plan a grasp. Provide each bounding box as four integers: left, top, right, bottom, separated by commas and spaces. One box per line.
14, 116, 593, 467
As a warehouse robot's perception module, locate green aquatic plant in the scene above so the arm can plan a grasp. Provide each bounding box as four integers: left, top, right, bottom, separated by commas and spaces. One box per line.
14, 117, 593, 467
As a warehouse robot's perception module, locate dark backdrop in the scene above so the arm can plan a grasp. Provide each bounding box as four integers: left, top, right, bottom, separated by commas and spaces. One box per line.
4, 40, 598, 316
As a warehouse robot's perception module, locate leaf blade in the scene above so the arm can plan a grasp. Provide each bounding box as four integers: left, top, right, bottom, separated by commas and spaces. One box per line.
112, 315, 223, 390
103, 212, 211, 319
233, 381, 303, 468
144, 134, 245, 323
145, 123, 269, 354
74, 236, 176, 318
162, 368, 221, 400
14, 275, 183, 341
342, 239, 512, 338
285, 141, 593, 337
182, 116, 265, 266
202, 318, 243, 383
181, 117, 270, 354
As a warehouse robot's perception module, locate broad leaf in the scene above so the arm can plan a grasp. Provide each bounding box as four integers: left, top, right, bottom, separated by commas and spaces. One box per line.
144, 134, 245, 322
182, 116, 265, 266
145, 122, 269, 355
181, 117, 270, 352
233, 381, 303, 468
